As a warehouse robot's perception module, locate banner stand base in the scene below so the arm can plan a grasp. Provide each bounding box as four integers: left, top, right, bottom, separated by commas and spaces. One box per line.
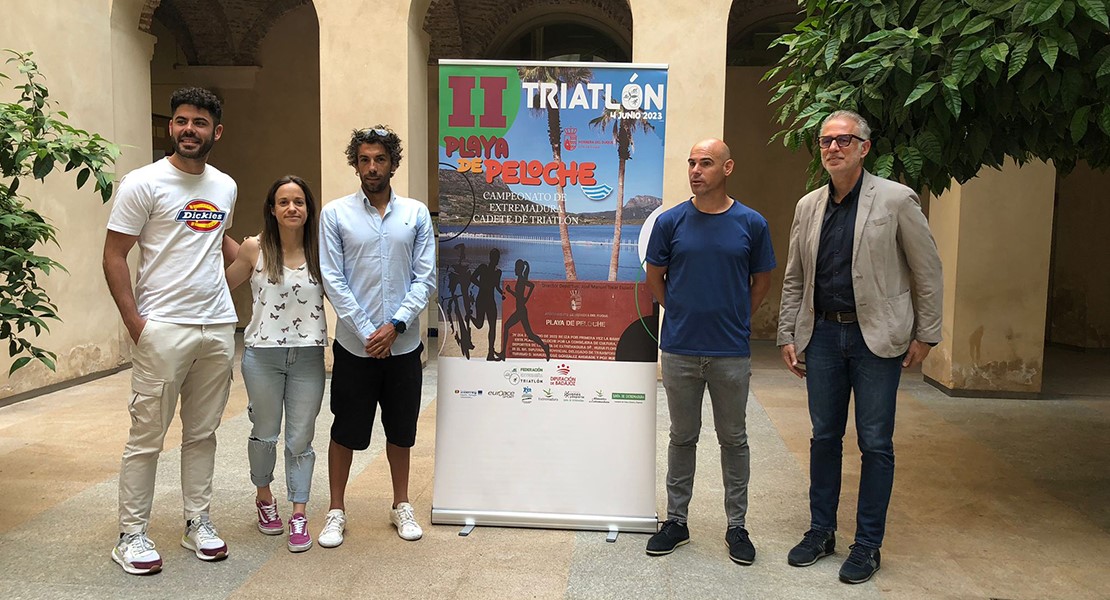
606, 526, 619, 543
458, 522, 476, 537
433, 508, 657, 534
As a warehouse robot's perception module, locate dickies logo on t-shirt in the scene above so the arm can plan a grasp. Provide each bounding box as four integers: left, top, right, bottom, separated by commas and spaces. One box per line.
175, 200, 227, 232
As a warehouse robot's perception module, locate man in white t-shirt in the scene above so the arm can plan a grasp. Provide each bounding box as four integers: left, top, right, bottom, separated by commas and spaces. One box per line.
103, 87, 240, 575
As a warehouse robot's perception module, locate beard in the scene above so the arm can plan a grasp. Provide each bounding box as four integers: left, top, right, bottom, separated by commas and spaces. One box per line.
171, 133, 215, 160
361, 173, 392, 194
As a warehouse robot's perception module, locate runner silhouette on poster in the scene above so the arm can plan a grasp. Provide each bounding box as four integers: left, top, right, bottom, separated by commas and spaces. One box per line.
499, 259, 551, 361
470, 248, 504, 361
442, 243, 475, 358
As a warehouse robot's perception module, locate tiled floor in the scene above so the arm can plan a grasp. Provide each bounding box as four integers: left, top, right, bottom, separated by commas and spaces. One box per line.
0, 341, 1107, 599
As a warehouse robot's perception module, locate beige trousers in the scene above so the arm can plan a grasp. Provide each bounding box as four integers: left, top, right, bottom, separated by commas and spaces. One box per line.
118, 320, 235, 534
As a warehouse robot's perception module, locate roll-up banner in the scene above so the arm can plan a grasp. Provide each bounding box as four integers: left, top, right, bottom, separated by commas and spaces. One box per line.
432, 60, 668, 533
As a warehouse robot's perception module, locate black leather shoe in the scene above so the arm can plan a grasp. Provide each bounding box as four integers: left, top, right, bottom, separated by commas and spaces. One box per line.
725, 526, 756, 565
839, 543, 881, 584
787, 529, 835, 566
645, 519, 689, 556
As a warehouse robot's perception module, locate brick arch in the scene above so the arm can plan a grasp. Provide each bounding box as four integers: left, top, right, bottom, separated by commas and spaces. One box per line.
143, 0, 313, 66
237, 0, 318, 64
727, 0, 802, 43
138, 0, 162, 32
423, 0, 632, 61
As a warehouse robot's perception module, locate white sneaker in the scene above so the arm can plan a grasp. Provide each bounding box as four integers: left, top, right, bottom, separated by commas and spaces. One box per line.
181, 515, 228, 561
112, 532, 162, 575
390, 502, 423, 541
318, 509, 346, 548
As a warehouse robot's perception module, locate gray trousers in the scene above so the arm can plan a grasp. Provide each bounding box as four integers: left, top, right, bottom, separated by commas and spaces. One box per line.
661, 351, 752, 528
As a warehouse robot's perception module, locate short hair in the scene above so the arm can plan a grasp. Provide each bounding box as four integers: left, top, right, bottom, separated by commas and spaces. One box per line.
822, 110, 871, 140
345, 125, 403, 168
170, 87, 223, 124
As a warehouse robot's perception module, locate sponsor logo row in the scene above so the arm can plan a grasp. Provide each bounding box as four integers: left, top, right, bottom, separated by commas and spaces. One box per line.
454, 386, 646, 405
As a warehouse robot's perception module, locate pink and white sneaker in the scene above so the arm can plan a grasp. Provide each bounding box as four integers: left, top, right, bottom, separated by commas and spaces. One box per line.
112, 532, 162, 575
181, 515, 228, 561
256, 499, 283, 535
288, 513, 312, 552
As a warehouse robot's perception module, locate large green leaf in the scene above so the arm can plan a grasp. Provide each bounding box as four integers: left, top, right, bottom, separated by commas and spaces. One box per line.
915, 130, 944, 163
1051, 27, 1080, 58
1060, 0, 1077, 24
941, 7, 974, 30
989, 42, 1010, 62
916, 0, 947, 27
824, 36, 842, 68
986, 0, 1024, 16
1038, 36, 1060, 68
942, 77, 962, 118
1022, 0, 1065, 25
952, 49, 971, 81
904, 81, 937, 106
1100, 104, 1110, 135
898, 146, 925, 181
1008, 36, 1034, 79
1097, 49, 1110, 78
872, 153, 896, 179
1077, 0, 1110, 27
841, 51, 878, 69
1071, 105, 1091, 142
8, 356, 31, 375
31, 154, 53, 179
961, 14, 996, 35
871, 4, 888, 28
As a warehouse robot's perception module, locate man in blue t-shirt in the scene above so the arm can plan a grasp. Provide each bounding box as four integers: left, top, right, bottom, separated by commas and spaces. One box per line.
644, 138, 776, 565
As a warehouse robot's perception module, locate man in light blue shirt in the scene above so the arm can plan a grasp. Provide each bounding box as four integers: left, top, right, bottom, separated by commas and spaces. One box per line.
316, 126, 435, 548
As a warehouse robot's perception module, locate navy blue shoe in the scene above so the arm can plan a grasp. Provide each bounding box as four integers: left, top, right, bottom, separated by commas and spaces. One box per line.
725, 526, 756, 565
788, 529, 835, 567
839, 543, 881, 584
646, 519, 689, 556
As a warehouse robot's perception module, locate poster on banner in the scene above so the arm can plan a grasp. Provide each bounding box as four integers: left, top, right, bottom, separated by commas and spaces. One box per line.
433, 60, 668, 532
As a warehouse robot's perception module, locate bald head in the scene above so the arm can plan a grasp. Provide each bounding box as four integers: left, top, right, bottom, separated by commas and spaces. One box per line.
691, 138, 731, 161
688, 138, 734, 202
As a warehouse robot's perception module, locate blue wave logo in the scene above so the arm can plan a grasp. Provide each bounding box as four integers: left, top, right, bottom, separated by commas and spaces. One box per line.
581, 184, 613, 201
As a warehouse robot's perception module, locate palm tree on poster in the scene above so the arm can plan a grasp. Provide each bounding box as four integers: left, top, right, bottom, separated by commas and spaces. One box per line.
588, 106, 655, 281
516, 65, 592, 280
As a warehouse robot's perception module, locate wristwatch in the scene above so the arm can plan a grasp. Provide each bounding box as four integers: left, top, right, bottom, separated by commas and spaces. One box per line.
390, 318, 407, 334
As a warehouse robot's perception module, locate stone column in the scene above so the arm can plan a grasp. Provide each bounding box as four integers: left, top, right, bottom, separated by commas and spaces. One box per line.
922, 159, 1056, 395
315, 0, 431, 204
110, 0, 158, 366
631, 0, 733, 208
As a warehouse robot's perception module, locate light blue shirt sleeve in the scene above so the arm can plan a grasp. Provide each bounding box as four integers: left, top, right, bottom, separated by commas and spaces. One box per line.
319, 204, 375, 342
392, 205, 436, 327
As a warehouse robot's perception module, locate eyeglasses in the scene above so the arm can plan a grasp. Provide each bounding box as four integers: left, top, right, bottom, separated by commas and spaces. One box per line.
361, 127, 390, 137
817, 134, 867, 149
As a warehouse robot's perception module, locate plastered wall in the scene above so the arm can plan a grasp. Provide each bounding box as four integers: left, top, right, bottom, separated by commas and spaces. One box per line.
0, 0, 154, 398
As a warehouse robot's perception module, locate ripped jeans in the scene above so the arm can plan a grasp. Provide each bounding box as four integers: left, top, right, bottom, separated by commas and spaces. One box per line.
241, 346, 325, 503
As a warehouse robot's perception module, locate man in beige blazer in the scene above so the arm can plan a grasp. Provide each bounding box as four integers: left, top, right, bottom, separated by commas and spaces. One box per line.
777, 110, 942, 584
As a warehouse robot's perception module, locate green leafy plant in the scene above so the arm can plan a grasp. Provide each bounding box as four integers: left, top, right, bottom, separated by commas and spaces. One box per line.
1, 50, 118, 375
766, 0, 1110, 193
